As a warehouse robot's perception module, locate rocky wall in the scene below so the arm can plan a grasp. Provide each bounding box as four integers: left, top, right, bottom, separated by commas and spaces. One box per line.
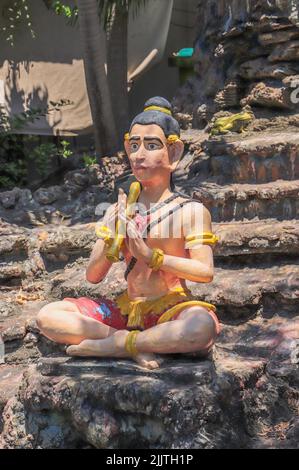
173, 0, 299, 128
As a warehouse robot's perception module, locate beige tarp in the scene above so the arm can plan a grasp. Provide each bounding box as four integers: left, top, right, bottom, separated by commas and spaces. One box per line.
0, 0, 173, 136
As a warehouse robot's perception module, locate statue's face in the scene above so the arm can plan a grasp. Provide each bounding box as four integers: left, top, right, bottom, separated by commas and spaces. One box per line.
125, 124, 172, 183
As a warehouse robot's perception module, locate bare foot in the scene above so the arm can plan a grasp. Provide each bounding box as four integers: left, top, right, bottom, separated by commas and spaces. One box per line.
65, 330, 163, 369
133, 352, 163, 370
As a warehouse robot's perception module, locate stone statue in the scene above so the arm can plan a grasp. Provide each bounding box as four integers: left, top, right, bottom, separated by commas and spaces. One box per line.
37, 97, 220, 369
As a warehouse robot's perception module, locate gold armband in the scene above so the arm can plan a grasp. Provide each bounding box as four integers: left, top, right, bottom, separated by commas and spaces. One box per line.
185, 231, 219, 247
95, 225, 114, 247
125, 330, 140, 356
148, 248, 164, 271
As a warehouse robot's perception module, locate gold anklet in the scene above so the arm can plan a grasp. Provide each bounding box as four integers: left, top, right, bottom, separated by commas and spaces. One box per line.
125, 330, 140, 356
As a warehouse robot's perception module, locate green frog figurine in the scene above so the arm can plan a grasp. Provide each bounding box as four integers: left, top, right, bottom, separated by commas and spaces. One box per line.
209, 111, 254, 136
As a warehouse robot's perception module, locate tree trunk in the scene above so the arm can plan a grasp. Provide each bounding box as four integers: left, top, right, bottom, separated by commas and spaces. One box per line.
77, 0, 118, 156
107, 3, 129, 149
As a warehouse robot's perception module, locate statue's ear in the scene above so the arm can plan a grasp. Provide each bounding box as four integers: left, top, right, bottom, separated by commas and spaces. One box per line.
168, 140, 184, 172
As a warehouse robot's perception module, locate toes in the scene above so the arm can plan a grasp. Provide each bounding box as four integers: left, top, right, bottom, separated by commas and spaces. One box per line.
66, 339, 105, 357
135, 357, 150, 369
145, 360, 160, 370
135, 358, 160, 370
66, 345, 80, 356
148, 361, 160, 369
66, 344, 94, 357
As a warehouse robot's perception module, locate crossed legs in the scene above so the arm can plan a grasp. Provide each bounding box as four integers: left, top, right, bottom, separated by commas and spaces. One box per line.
37, 301, 218, 369
36, 300, 117, 345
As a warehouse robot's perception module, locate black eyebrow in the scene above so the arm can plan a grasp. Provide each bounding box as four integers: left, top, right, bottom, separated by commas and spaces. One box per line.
129, 136, 163, 144
144, 137, 163, 144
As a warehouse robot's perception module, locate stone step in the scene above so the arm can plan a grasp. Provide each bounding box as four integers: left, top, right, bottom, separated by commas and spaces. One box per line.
1, 314, 298, 449
47, 261, 299, 322
38, 220, 299, 258
214, 218, 299, 256
0, 364, 25, 433
0, 299, 66, 365
0, 262, 24, 285
0, 224, 95, 260
217, 315, 299, 362
116, 128, 298, 195
177, 129, 299, 186
193, 179, 299, 222
0, 224, 96, 286
0, 220, 298, 290
203, 131, 299, 185
186, 262, 299, 321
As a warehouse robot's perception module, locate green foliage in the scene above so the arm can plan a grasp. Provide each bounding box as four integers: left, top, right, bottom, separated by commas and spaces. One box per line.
0, 0, 35, 46
58, 140, 73, 159
46, 0, 149, 30
0, 132, 27, 188
0, 101, 73, 189
0, 104, 34, 188
82, 153, 97, 167
29, 140, 57, 178
27, 138, 73, 180
99, 0, 149, 28
45, 1, 78, 26
0, 144, 27, 188
0, 100, 71, 135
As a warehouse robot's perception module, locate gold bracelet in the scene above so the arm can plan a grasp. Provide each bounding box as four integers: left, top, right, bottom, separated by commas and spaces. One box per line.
95, 225, 114, 247
125, 330, 140, 356
148, 248, 164, 271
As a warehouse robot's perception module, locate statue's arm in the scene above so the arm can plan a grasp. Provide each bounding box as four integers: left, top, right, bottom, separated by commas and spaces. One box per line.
158, 204, 214, 283
86, 203, 117, 284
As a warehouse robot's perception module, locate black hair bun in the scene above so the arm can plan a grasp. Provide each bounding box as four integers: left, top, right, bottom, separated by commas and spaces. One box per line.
144, 96, 172, 114
129, 95, 180, 138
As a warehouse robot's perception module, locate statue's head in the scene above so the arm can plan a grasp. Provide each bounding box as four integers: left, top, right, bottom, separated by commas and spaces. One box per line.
124, 97, 184, 188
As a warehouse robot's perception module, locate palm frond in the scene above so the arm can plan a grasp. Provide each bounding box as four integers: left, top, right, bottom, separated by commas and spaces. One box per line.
43, 0, 149, 30
43, 1, 78, 26
98, 0, 149, 30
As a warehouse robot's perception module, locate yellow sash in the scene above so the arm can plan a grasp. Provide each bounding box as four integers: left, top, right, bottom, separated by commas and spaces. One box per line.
115, 287, 216, 329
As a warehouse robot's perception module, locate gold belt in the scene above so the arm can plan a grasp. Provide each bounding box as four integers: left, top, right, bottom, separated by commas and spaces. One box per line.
114, 287, 216, 329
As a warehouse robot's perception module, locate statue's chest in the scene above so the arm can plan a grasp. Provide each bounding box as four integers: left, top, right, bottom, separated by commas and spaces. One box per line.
134, 212, 181, 239
122, 211, 184, 256
133, 212, 150, 234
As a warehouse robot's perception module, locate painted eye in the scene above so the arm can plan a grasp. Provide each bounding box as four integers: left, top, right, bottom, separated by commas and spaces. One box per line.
148, 143, 158, 150
130, 143, 139, 151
